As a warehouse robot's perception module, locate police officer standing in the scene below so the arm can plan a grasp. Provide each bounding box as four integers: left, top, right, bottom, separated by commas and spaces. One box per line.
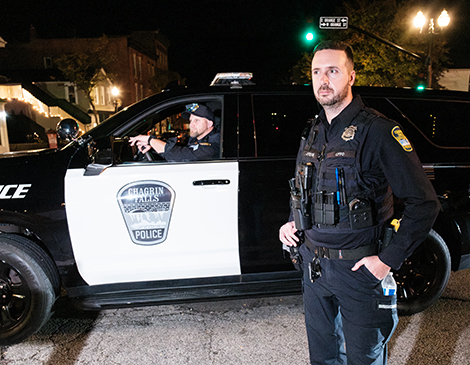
279, 41, 439, 364
129, 103, 220, 161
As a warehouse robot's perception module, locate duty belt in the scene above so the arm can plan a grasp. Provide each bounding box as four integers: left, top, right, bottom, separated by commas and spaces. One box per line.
304, 238, 379, 260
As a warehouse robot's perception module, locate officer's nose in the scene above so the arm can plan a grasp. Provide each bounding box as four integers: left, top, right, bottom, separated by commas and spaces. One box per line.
321, 73, 330, 85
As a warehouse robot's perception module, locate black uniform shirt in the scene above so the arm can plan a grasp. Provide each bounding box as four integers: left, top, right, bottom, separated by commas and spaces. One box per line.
303, 95, 439, 270
160, 128, 220, 162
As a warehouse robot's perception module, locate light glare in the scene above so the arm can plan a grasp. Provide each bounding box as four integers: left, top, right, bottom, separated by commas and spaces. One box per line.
414, 11, 426, 29
438, 10, 450, 27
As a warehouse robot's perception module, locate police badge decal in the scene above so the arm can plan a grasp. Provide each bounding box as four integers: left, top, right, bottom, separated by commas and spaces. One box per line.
117, 181, 175, 245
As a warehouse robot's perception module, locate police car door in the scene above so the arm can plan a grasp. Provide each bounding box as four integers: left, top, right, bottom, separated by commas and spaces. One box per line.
64, 101, 240, 286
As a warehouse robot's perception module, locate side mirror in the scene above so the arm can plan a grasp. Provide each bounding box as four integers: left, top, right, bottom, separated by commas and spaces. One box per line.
56, 118, 79, 141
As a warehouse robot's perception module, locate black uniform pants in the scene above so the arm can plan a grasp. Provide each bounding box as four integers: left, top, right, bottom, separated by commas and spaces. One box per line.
300, 244, 398, 365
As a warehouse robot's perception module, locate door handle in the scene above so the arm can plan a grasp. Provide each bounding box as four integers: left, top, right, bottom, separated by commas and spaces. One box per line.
193, 180, 230, 186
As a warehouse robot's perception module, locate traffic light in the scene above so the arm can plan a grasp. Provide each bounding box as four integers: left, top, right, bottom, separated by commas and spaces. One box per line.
303, 29, 317, 43
415, 73, 426, 91
305, 31, 315, 41
416, 83, 426, 91
301, 27, 318, 47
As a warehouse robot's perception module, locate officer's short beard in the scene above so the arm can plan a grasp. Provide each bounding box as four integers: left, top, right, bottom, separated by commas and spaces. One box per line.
190, 126, 212, 139
317, 84, 350, 108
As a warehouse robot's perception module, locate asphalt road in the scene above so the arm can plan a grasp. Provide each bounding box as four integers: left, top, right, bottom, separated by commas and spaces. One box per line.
2, 269, 470, 365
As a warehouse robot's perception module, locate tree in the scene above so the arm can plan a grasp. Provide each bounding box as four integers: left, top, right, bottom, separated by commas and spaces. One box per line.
55, 36, 115, 123
290, 52, 314, 85
290, 0, 450, 88
149, 70, 186, 94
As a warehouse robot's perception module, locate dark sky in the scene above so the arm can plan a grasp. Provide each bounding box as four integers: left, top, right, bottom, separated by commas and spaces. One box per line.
1, 0, 469, 87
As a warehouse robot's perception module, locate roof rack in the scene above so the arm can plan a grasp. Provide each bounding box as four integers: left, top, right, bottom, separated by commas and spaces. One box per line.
210, 72, 255, 88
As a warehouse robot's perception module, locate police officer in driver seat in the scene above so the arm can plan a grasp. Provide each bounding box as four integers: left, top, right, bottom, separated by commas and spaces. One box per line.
129, 103, 220, 162
279, 41, 439, 364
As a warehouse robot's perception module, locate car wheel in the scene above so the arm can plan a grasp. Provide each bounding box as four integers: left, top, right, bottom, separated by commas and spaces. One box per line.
394, 229, 451, 316
0, 234, 59, 345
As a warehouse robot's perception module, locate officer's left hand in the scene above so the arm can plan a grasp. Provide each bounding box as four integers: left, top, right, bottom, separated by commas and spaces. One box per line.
351, 255, 390, 280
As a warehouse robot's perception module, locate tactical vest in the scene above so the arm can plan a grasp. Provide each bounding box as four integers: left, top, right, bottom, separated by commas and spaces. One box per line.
294, 111, 393, 233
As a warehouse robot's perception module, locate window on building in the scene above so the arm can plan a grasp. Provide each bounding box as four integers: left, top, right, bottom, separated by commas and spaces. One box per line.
138, 56, 142, 79
67, 85, 76, 103
44, 57, 53, 69
105, 87, 111, 106
133, 54, 137, 78
135, 83, 139, 102
94, 88, 100, 106
100, 86, 105, 105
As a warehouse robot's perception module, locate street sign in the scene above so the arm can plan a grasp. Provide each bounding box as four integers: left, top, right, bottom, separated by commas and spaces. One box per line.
319, 17, 348, 29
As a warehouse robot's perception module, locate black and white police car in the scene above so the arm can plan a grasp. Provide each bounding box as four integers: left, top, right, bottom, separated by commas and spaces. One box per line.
1, 73, 469, 345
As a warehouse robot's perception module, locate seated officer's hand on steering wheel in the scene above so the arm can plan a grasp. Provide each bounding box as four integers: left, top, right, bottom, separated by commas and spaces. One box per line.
133, 145, 154, 162
128, 136, 154, 162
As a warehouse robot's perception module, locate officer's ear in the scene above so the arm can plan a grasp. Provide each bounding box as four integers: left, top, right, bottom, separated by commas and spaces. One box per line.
349, 70, 356, 86
208, 119, 214, 128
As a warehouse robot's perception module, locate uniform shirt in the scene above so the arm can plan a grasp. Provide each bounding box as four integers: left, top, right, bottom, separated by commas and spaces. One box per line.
160, 128, 220, 162
302, 95, 439, 270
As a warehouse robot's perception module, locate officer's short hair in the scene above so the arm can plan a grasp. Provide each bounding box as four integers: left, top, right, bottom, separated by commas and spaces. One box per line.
313, 41, 354, 68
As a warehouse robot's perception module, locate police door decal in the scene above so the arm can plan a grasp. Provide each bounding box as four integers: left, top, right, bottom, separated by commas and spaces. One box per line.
65, 161, 240, 285
117, 181, 175, 245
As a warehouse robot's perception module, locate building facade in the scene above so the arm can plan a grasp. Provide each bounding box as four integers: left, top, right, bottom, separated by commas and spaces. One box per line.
0, 31, 169, 151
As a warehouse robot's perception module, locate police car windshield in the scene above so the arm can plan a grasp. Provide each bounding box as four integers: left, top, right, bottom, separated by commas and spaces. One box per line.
80, 92, 172, 141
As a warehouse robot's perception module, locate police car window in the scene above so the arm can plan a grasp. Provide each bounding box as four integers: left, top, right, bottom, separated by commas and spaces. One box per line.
250, 94, 319, 158
126, 104, 187, 139
391, 99, 470, 148
113, 100, 223, 163
364, 97, 470, 148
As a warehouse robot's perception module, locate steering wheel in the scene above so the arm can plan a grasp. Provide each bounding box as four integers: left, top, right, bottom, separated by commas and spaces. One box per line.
133, 145, 154, 162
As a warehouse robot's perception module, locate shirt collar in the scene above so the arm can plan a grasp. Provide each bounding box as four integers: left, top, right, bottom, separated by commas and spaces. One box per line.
318, 94, 364, 130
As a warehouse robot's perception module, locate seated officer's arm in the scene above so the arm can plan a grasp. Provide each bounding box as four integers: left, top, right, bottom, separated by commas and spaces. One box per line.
148, 137, 166, 154
161, 139, 220, 162
129, 135, 166, 154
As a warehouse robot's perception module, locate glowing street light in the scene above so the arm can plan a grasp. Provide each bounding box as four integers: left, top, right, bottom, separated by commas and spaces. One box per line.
111, 86, 119, 97
414, 9, 450, 88
438, 10, 450, 27
111, 86, 120, 113
413, 11, 426, 30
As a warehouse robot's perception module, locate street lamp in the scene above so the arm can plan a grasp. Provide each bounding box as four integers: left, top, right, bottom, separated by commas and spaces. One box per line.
414, 9, 450, 88
111, 86, 120, 113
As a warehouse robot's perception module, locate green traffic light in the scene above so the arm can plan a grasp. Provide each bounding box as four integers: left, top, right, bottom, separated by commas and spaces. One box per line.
306, 32, 314, 41
416, 84, 425, 91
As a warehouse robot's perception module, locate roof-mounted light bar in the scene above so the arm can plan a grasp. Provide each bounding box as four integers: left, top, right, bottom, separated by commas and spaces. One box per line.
210, 72, 255, 88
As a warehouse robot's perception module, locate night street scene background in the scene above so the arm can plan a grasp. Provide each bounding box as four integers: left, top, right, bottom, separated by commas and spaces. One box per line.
1, 0, 469, 88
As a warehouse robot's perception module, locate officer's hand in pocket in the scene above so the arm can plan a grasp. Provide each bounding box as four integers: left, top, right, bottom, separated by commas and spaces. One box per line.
351, 255, 390, 280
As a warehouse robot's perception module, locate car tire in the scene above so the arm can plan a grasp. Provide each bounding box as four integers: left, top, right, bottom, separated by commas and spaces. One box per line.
394, 229, 451, 316
0, 234, 59, 345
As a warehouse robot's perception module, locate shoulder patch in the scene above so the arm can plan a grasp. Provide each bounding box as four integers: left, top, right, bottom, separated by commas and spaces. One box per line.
391, 126, 413, 152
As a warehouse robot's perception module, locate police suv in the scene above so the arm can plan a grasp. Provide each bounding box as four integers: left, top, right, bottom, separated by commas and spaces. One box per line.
1, 73, 469, 345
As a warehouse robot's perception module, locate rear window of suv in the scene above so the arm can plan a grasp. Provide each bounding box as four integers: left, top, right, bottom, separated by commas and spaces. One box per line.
249, 94, 319, 158
363, 97, 470, 148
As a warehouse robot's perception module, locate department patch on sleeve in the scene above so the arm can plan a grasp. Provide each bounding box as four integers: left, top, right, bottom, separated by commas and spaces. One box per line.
391, 126, 413, 152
